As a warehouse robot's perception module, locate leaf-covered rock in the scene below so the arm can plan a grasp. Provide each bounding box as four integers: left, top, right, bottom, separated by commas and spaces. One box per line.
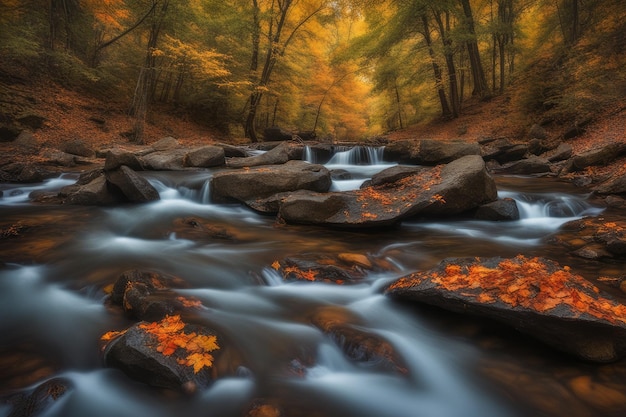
279, 155, 497, 228
385, 255, 626, 362
102, 315, 221, 391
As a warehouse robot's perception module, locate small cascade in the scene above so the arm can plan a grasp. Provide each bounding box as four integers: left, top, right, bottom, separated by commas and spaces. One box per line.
499, 191, 603, 219
303, 145, 385, 165
326, 146, 385, 165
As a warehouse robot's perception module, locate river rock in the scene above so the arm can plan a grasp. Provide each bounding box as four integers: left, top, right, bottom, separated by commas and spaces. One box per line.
492, 156, 553, 175
104, 149, 144, 171
41, 148, 76, 167
102, 315, 222, 391
108, 269, 196, 322
474, 198, 520, 221
546, 143, 573, 162
385, 255, 626, 362
269, 255, 368, 284
210, 160, 331, 204
383, 139, 480, 165
60, 173, 123, 205
2, 377, 72, 417
0, 163, 56, 183
141, 149, 187, 170
62, 138, 94, 157
279, 155, 497, 228
105, 165, 160, 203
217, 143, 248, 158
151, 136, 179, 151
226, 141, 300, 168
171, 217, 239, 242
553, 217, 626, 260
183, 146, 225, 168
594, 172, 626, 195
481, 138, 529, 163
562, 143, 626, 173
310, 307, 408, 374
367, 165, 425, 187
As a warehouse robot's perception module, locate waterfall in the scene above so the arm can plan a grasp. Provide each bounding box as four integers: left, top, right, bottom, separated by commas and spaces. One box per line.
303, 145, 385, 165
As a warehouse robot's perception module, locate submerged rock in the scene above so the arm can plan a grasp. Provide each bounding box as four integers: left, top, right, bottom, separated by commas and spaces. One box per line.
385, 255, 626, 362
1, 377, 72, 417
110, 269, 198, 321
310, 306, 408, 375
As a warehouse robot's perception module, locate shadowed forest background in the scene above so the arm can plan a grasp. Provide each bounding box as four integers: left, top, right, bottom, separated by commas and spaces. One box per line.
1, 0, 625, 144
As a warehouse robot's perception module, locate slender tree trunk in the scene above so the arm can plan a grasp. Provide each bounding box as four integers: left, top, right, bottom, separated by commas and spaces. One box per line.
394, 80, 404, 129
131, 0, 169, 144
459, 0, 489, 99
244, 0, 324, 142
251, 0, 260, 72
421, 13, 451, 119
433, 10, 459, 118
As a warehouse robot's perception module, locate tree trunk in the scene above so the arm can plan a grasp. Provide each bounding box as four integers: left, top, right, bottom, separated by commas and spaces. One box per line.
459, 0, 489, 99
432, 10, 459, 118
244, 0, 323, 142
130, 0, 169, 144
394, 80, 404, 129
421, 13, 451, 119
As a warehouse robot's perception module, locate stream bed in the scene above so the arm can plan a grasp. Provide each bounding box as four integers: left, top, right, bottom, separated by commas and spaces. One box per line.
1, 147, 626, 417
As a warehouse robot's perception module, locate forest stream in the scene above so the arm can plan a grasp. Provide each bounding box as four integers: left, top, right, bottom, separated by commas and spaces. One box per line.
1, 146, 626, 417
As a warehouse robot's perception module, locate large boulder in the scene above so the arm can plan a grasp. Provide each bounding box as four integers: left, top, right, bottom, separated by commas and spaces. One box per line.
226, 141, 301, 168
183, 146, 225, 168
279, 155, 497, 228
141, 149, 187, 170
383, 139, 480, 165
60, 173, 122, 205
210, 160, 331, 204
385, 255, 626, 362
104, 149, 144, 171
105, 165, 160, 203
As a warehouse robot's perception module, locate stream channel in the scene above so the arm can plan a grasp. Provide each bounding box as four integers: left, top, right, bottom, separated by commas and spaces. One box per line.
1, 145, 625, 417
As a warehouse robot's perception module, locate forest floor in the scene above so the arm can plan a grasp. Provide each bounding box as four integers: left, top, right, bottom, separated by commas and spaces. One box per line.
2, 76, 626, 181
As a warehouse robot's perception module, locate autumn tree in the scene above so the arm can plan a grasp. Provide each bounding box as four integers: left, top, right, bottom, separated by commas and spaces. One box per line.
244, 0, 328, 142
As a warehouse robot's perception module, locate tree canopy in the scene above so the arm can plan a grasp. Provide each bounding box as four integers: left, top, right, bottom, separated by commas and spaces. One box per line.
1, 0, 625, 141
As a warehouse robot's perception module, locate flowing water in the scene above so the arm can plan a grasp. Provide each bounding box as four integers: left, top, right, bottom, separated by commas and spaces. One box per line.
1, 147, 625, 417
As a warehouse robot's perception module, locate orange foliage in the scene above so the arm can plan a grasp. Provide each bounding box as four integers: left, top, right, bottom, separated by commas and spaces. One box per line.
389, 255, 626, 325
176, 296, 203, 309
138, 315, 219, 373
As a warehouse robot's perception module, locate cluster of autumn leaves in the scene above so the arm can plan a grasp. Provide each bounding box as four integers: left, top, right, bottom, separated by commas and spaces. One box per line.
351, 166, 445, 221
388, 255, 626, 325
102, 314, 219, 374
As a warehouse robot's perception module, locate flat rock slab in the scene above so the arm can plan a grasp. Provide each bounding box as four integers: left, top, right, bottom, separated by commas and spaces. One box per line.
210, 160, 331, 204
385, 255, 626, 362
